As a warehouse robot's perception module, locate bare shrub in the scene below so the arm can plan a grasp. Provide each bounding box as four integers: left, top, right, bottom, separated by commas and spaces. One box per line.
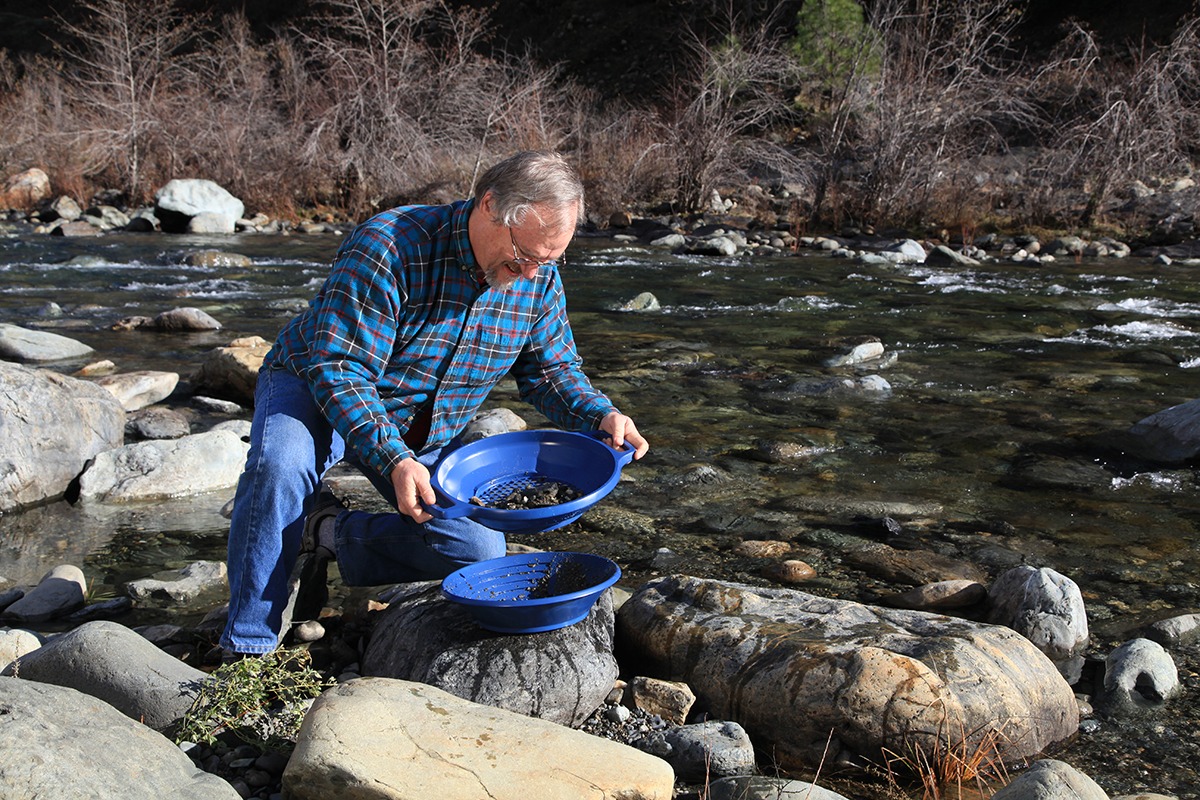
55, 0, 205, 204
291, 0, 576, 215
810, 0, 1039, 231
565, 90, 669, 224
654, 15, 809, 213
1027, 17, 1200, 226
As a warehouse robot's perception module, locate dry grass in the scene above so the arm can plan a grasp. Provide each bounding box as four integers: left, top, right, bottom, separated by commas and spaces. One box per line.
878, 717, 1014, 800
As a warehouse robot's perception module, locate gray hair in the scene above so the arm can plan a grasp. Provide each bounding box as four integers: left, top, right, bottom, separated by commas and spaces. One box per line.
473, 150, 585, 231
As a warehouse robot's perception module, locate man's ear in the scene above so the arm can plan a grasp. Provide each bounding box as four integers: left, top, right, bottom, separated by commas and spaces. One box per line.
479, 190, 497, 220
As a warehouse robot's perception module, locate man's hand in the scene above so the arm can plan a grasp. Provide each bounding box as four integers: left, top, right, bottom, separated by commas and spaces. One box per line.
391, 457, 435, 523
600, 411, 649, 460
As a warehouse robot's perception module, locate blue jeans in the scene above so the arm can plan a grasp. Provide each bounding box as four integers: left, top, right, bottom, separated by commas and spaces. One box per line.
220, 367, 506, 654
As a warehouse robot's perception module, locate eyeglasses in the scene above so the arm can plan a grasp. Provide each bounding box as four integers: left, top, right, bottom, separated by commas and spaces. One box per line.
509, 226, 563, 269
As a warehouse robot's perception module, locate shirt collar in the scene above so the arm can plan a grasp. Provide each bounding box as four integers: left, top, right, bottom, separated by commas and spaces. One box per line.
452, 199, 487, 287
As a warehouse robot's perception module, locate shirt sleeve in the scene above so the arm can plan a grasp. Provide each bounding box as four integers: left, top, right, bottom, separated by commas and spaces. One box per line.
510, 268, 617, 430
305, 226, 413, 477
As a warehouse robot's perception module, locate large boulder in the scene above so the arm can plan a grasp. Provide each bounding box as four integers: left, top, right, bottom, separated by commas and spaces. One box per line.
0, 167, 51, 209
362, 581, 618, 728
284, 678, 675, 800
0, 362, 125, 511
0, 677, 240, 799
0, 620, 209, 733
76, 429, 249, 502
987, 565, 1089, 681
617, 575, 1079, 774
154, 179, 244, 234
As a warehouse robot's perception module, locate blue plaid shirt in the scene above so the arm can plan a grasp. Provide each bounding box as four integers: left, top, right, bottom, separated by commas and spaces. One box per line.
264, 199, 616, 478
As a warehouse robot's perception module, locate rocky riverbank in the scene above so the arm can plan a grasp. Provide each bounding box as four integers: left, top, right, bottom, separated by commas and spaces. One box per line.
4, 254, 1200, 797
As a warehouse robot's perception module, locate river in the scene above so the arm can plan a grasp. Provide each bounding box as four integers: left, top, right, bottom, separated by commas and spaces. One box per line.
2, 224, 1199, 796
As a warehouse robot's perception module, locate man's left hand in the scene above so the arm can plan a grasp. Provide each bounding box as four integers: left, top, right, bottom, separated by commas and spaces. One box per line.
600, 411, 649, 460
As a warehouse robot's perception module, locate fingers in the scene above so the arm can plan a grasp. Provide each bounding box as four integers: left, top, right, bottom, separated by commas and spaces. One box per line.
602, 412, 650, 460
391, 458, 434, 523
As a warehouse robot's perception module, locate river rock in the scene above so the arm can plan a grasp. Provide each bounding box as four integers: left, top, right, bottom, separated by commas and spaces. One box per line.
0, 627, 43, 670
94, 370, 179, 411
617, 575, 1078, 774
285, 678, 675, 800
187, 211, 237, 233
362, 582, 618, 727
76, 429, 250, 502
154, 178, 245, 233
1, 620, 208, 732
1099, 638, 1180, 715
650, 720, 756, 782
885, 579, 988, 610
628, 676, 695, 725
1139, 612, 1200, 645
1, 167, 51, 208
460, 407, 527, 443
191, 335, 271, 404
991, 758, 1108, 800
708, 776, 852, 800
180, 250, 253, 268
0, 677, 240, 799
987, 565, 1089, 676
1113, 397, 1200, 464
124, 560, 228, 606
841, 541, 987, 585
0, 323, 94, 362
925, 244, 981, 266
2, 564, 87, 623
126, 406, 191, 440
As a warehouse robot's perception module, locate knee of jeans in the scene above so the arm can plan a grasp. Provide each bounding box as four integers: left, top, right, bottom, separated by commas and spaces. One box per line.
455, 527, 507, 564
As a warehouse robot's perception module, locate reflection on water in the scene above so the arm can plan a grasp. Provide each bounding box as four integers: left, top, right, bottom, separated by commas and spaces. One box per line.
2, 228, 1200, 626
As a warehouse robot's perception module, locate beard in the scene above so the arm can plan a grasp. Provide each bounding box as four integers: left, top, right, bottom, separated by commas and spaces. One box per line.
481, 261, 522, 290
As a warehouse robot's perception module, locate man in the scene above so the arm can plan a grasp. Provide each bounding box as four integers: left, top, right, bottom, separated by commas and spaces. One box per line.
220, 150, 649, 657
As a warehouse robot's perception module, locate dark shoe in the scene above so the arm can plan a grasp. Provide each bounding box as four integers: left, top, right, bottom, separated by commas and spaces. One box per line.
301, 487, 346, 561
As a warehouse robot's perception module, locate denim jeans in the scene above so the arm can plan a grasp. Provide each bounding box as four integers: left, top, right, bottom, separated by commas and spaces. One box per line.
220, 367, 506, 654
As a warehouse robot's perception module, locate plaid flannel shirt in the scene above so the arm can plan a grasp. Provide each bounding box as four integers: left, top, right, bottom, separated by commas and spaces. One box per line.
264, 199, 616, 478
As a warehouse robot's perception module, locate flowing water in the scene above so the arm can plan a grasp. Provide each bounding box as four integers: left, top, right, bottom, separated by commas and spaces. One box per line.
3, 225, 1200, 795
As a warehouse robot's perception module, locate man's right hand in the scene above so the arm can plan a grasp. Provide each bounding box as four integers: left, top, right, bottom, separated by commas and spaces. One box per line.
392, 458, 435, 523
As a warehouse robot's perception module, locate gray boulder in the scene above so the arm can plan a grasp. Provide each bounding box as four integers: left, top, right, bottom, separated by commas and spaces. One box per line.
617, 575, 1078, 775
77, 429, 250, 502
987, 565, 1089, 680
990, 759, 1109, 800
0, 677, 240, 799
154, 179, 244, 233
0, 620, 208, 732
362, 581, 618, 727
0, 322, 94, 362
0, 362, 125, 511
1099, 638, 1180, 715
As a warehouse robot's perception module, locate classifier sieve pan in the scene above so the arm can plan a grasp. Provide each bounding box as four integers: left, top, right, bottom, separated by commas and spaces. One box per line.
424, 430, 636, 533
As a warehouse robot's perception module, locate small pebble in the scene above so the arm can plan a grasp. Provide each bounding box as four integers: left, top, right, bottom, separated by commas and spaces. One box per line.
605, 704, 632, 723
1079, 719, 1101, 734
762, 560, 817, 584
293, 619, 325, 642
